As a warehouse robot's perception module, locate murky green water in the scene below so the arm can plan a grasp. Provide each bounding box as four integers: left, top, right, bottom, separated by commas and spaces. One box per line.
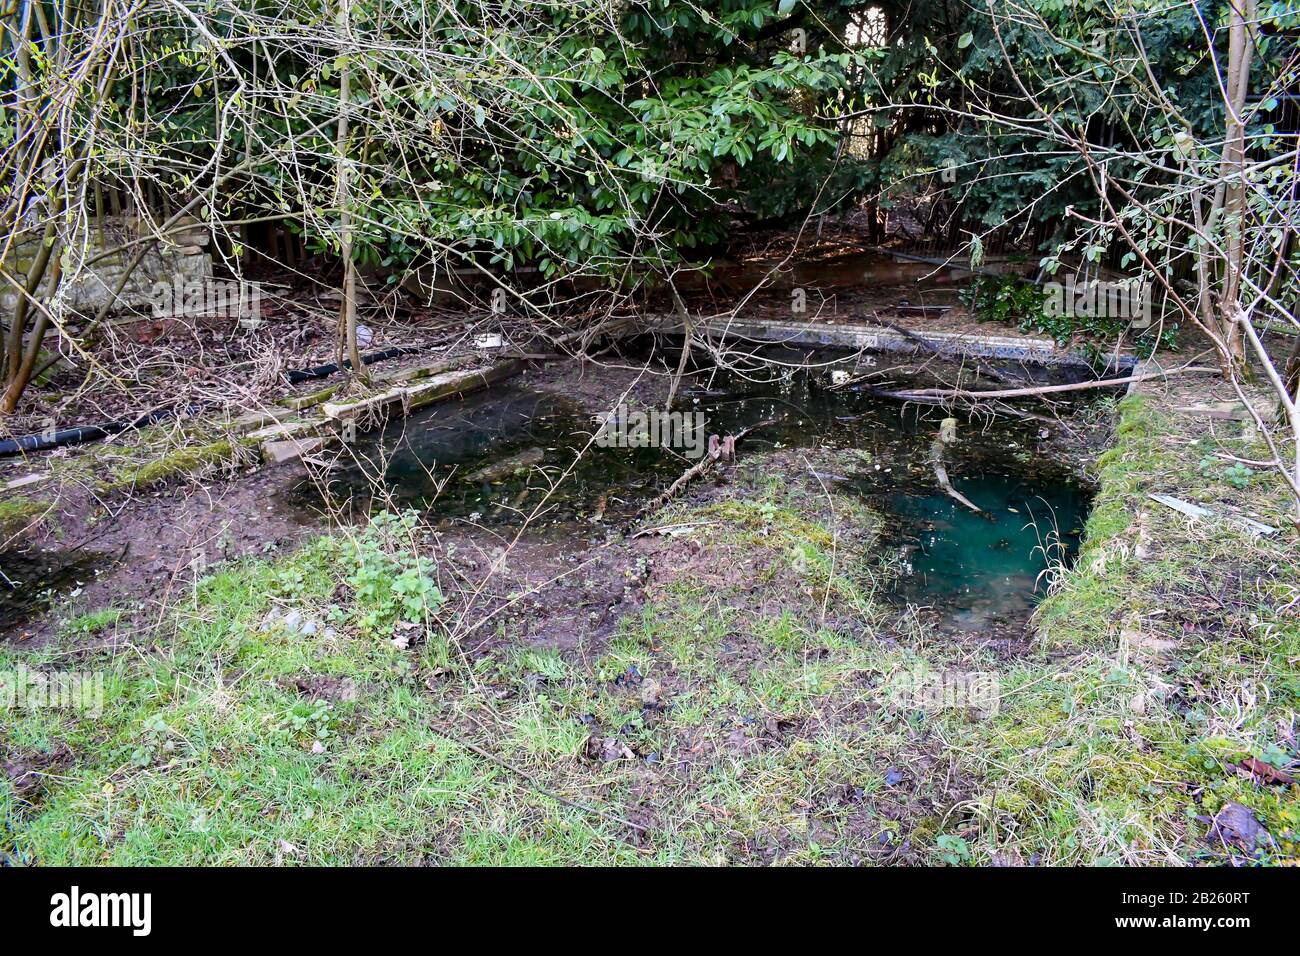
876, 476, 1087, 632
296, 349, 1099, 632
0, 549, 107, 639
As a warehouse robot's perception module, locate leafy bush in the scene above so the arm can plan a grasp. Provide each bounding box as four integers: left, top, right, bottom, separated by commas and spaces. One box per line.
335, 511, 443, 638
961, 274, 1177, 360
959, 275, 1044, 326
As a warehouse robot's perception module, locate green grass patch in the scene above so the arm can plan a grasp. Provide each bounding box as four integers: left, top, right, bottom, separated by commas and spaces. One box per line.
0, 495, 51, 540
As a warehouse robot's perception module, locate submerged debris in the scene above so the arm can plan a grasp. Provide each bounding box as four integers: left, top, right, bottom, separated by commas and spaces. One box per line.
929, 417, 983, 514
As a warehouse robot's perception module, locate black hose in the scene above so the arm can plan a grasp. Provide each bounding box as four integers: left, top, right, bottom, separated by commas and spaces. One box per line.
0, 345, 426, 458
284, 345, 422, 383
0, 406, 180, 456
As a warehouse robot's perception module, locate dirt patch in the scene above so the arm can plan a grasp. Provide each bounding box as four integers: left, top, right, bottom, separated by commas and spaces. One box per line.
2, 460, 322, 645
440, 531, 651, 657
3, 740, 74, 802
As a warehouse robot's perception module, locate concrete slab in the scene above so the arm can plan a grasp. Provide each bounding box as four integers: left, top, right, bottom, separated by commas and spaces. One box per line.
262, 436, 329, 464
246, 420, 319, 443
659, 315, 1137, 370
369, 357, 458, 386
1171, 401, 1270, 421
229, 406, 299, 433
322, 359, 521, 423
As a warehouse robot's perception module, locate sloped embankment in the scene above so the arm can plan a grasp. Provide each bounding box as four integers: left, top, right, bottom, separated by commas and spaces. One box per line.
952, 377, 1299, 864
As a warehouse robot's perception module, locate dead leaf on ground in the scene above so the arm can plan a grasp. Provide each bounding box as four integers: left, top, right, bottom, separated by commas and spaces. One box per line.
1203, 801, 1270, 851
1233, 757, 1295, 787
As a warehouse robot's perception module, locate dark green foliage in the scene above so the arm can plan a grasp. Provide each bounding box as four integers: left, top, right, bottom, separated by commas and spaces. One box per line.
961, 274, 1178, 359
959, 275, 1044, 327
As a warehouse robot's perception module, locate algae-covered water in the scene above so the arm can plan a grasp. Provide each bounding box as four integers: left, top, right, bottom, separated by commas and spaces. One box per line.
877, 477, 1086, 631
295, 349, 1099, 632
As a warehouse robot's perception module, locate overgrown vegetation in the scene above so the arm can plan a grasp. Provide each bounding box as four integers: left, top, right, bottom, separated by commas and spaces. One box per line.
2, 0, 1298, 872
961, 274, 1178, 360
4, 0, 1294, 515
6, 433, 1295, 865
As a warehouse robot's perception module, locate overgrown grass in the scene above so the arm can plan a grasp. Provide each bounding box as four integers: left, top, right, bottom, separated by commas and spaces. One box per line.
3, 470, 918, 864
2, 514, 635, 865
4, 419, 1297, 866
956, 393, 1300, 864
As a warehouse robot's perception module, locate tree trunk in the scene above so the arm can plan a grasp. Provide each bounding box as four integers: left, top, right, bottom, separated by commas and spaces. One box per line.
1215, 0, 1256, 373
335, 0, 365, 383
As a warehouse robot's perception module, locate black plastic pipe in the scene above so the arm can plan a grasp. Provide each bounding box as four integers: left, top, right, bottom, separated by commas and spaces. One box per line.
284, 345, 422, 384
0, 406, 180, 456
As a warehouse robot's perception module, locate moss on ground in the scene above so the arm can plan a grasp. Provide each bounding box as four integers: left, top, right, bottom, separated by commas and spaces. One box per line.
98, 438, 245, 492
3, 406, 1296, 866
0, 495, 52, 541
14, 417, 260, 505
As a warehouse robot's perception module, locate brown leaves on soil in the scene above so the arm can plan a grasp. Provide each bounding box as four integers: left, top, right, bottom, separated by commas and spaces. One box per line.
1203, 801, 1271, 852
584, 735, 636, 763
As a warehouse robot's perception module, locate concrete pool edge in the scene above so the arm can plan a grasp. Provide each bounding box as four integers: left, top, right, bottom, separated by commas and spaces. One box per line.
646, 313, 1140, 372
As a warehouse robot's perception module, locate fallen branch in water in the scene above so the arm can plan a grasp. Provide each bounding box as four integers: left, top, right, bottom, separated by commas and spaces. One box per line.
857, 383, 1062, 425
930, 417, 983, 513
634, 415, 782, 521
872, 365, 1220, 402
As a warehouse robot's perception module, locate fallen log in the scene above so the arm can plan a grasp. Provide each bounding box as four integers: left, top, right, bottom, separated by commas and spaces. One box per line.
873, 365, 1220, 403
929, 417, 983, 514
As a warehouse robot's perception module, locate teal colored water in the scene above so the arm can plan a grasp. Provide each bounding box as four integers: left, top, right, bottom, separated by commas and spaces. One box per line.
876, 475, 1088, 632
295, 351, 1102, 632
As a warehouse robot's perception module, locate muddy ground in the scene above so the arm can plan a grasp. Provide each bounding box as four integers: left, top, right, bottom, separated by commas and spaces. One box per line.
2, 350, 1110, 657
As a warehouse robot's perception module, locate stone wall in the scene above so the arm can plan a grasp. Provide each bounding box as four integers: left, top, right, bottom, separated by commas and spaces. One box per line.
1, 217, 212, 316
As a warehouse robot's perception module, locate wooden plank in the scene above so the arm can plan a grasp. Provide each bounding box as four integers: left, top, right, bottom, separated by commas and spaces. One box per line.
321, 359, 522, 423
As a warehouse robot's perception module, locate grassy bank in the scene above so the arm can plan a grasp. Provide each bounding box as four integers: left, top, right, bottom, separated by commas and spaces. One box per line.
3, 410, 1297, 865
969, 392, 1299, 863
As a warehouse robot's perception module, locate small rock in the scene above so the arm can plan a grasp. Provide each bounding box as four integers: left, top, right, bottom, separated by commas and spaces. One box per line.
639, 678, 663, 709
1206, 801, 1269, 851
